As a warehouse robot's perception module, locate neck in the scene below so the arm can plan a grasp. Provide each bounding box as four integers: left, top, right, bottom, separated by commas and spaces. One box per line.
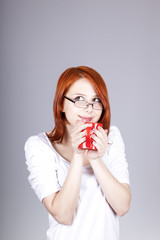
62, 124, 73, 146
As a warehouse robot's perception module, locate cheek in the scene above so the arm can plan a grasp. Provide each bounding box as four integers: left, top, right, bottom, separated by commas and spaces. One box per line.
96, 111, 103, 121
64, 107, 80, 121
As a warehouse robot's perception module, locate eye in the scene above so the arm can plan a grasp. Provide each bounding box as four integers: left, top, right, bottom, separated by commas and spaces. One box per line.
74, 96, 85, 101
93, 97, 101, 102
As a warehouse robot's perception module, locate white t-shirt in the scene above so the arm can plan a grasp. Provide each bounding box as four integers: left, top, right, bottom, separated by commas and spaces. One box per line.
24, 126, 130, 240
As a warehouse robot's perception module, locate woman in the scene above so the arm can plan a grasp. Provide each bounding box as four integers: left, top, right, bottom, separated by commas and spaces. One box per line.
24, 66, 131, 240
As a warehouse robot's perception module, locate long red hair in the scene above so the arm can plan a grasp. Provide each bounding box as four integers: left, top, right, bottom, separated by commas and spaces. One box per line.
47, 66, 111, 143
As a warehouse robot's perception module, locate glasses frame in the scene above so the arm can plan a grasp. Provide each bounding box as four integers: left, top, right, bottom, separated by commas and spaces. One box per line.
64, 96, 103, 110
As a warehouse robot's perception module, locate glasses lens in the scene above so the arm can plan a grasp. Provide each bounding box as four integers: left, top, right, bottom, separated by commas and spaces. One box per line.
75, 101, 87, 108
93, 103, 103, 110
75, 101, 103, 110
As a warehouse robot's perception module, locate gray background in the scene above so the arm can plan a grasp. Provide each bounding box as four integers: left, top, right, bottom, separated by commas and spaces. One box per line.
1, 0, 160, 239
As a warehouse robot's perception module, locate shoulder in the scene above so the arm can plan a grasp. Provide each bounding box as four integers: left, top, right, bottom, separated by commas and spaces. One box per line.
24, 133, 61, 201
109, 126, 124, 145
105, 126, 130, 184
24, 134, 42, 156
24, 133, 57, 163
107, 126, 126, 156
24, 132, 51, 152
24, 135, 41, 150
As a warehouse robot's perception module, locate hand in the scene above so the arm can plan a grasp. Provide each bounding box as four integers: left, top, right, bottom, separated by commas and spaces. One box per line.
87, 126, 108, 160
71, 121, 92, 155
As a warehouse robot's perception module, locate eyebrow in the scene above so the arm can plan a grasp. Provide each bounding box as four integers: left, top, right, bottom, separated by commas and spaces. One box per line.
72, 93, 99, 97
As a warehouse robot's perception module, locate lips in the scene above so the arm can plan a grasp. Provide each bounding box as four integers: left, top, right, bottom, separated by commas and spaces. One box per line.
79, 116, 93, 122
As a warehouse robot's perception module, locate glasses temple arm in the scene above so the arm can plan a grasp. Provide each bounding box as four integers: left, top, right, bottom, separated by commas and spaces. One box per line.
64, 96, 75, 103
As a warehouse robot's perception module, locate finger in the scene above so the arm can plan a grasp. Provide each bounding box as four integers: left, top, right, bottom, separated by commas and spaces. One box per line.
105, 129, 108, 135
98, 126, 108, 137
92, 128, 106, 142
91, 140, 103, 152
72, 136, 86, 148
72, 122, 92, 136
93, 127, 108, 143
72, 130, 86, 141
72, 121, 84, 131
91, 134, 103, 147
91, 132, 109, 152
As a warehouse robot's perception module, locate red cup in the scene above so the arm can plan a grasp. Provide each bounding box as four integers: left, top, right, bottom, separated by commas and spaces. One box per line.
78, 122, 103, 150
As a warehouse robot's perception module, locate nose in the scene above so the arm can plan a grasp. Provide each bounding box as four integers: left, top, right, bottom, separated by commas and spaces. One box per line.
84, 104, 93, 113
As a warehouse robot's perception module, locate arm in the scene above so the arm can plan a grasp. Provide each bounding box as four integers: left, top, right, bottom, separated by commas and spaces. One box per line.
88, 126, 131, 216
89, 158, 131, 216
42, 121, 92, 225
42, 153, 83, 225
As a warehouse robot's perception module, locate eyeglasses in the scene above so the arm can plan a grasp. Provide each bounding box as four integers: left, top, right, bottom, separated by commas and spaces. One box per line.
64, 96, 103, 110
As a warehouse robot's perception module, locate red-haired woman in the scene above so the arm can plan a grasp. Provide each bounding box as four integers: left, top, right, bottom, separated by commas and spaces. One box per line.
24, 66, 131, 240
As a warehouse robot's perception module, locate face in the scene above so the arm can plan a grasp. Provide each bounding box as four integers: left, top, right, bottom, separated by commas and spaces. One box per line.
62, 78, 103, 130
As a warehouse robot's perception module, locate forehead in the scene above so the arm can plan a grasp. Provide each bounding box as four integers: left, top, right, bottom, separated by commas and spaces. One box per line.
67, 78, 97, 96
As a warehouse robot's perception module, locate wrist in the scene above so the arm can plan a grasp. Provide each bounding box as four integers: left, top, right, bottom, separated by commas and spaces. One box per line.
88, 157, 102, 162
73, 152, 84, 161
89, 158, 103, 170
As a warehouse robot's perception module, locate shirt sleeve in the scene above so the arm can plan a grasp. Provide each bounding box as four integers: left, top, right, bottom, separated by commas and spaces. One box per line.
106, 126, 130, 185
24, 135, 61, 202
